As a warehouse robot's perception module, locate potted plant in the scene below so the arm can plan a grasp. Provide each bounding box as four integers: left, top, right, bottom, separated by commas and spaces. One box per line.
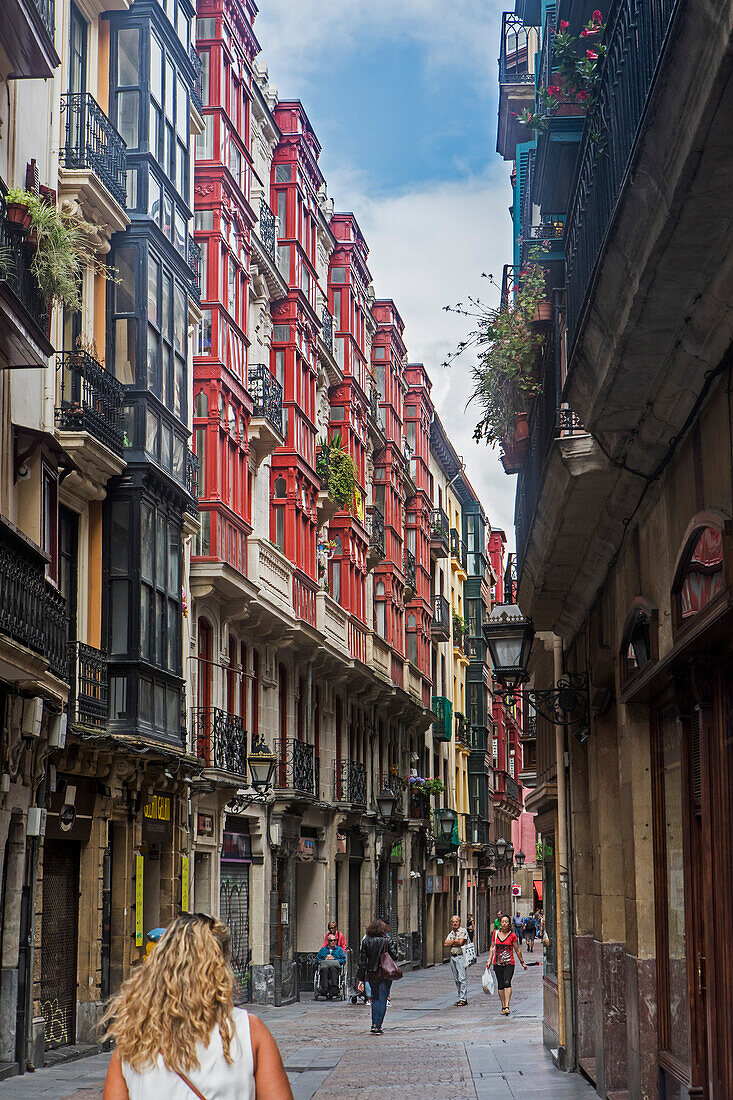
316, 433, 358, 510
500, 412, 530, 474
27, 198, 115, 311
4, 187, 35, 231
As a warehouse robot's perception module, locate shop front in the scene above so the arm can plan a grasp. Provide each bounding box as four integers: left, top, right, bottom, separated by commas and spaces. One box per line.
220, 820, 251, 1003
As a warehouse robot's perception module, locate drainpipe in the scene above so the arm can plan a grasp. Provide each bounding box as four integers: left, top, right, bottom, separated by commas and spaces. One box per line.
554, 635, 572, 1069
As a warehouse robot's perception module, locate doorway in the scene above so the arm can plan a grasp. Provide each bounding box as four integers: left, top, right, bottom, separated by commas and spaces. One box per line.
40, 840, 79, 1050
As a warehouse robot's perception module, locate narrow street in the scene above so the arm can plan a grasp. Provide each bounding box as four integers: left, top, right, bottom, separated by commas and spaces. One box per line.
0, 952, 594, 1100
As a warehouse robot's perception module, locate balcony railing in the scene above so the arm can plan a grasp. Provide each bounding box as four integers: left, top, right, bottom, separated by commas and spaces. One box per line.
0, 189, 49, 337
495, 769, 521, 806
55, 350, 125, 456
333, 759, 367, 806
455, 711, 470, 746
185, 449, 199, 516
403, 437, 413, 464
403, 547, 416, 592
430, 507, 449, 554
431, 593, 450, 640
60, 92, 126, 207
248, 363, 283, 435
276, 739, 316, 796
190, 44, 204, 114
499, 12, 534, 84
187, 236, 201, 303
0, 521, 67, 680
68, 641, 107, 729
504, 552, 517, 604
320, 306, 333, 351
367, 505, 385, 560
258, 199, 276, 263
450, 528, 467, 571
565, 0, 678, 348
192, 707, 246, 776
537, 8, 556, 94
432, 695, 452, 742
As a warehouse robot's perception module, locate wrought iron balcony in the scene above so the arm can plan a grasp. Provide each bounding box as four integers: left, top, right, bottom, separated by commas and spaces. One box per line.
320, 306, 333, 351
190, 44, 204, 114
276, 739, 316, 796
379, 771, 405, 799
333, 759, 367, 806
432, 695, 452, 742
0, 521, 67, 681
565, 0, 676, 347
499, 12, 534, 84
367, 505, 385, 561
403, 547, 416, 593
55, 350, 125, 456
60, 92, 126, 208
466, 816, 490, 847
68, 641, 108, 729
431, 593, 451, 641
185, 449, 199, 516
248, 364, 283, 436
187, 236, 201, 303
0, 189, 49, 339
455, 711, 470, 746
495, 769, 521, 806
191, 707, 246, 776
258, 199, 276, 263
430, 507, 449, 556
450, 528, 467, 571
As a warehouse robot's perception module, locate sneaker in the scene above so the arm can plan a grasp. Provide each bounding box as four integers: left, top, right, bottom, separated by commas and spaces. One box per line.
386, 998, 391, 1007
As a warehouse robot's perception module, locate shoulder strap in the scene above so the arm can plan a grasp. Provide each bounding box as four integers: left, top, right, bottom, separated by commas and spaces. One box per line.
176, 1070, 209, 1100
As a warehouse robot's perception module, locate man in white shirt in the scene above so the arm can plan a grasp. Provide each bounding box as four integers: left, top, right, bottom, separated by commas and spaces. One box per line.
444, 914, 469, 1005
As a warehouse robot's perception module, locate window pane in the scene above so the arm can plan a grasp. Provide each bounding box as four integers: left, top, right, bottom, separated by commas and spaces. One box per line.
110, 502, 130, 575
115, 246, 136, 313
117, 28, 139, 86
166, 687, 178, 733
141, 503, 154, 580
117, 90, 139, 148
139, 677, 152, 723
147, 328, 160, 389
150, 35, 162, 102
147, 259, 160, 326
168, 523, 180, 593
167, 600, 177, 669
111, 580, 129, 654
140, 585, 151, 659
145, 408, 158, 459
174, 356, 184, 419
161, 423, 172, 471
165, 59, 175, 122
176, 76, 187, 139
174, 284, 186, 355
149, 101, 160, 158
156, 592, 165, 665
172, 435, 184, 483
200, 50, 210, 104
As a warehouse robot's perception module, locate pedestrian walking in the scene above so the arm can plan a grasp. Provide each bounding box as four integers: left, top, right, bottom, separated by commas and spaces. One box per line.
513, 911, 524, 944
100, 912, 293, 1099
493, 909, 503, 932
487, 914, 527, 1016
523, 913, 536, 952
356, 918, 400, 1035
466, 912, 475, 943
444, 914, 470, 1006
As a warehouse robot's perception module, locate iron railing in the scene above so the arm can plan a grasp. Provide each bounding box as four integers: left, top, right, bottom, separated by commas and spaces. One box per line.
367, 505, 385, 559
320, 306, 333, 351
187, 236, 201, 303
248, 363, 283, 435
190, 45, 204, 114
369, 384, 379, 421
68, 641, 108, 729
403, 547, 416, 592
432, 695, 452, 741
450, 529, 467, 571
0, 188, 49, 336
185, 449, 199, 515
60, 92, 126, 207
276, 739, 316, 796
191, 707, 246, 776
55, 350, 125, 456
33, 0, 55, 42
258, 199, 276, 262
565, 0, 679, 347
537, 8, 556, 94
430, 507, 449, 547
504, 552, 517, 603
455, 711, 470, 746
499, 12, 534, 84
0, 522, 67, 680
432, 593, 450, 638
333, 759, 367, 806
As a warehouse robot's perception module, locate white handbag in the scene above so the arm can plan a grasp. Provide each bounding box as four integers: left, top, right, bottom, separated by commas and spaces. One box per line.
463, 941, 477, 966
481, 966, 495, 995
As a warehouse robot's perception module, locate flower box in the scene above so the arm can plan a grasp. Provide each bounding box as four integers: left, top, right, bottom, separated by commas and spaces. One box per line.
6, 202, 32, 231
500, 413, 529, 474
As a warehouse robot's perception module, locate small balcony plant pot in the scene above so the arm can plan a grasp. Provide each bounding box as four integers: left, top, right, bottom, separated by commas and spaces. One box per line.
6, 202, 32, 231
499, 413, 529, 474
532, 300, 552, 324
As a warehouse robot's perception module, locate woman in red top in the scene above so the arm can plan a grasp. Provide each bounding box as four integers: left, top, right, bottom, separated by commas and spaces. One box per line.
322, 921, 347, 950
487, 914, 527, 1015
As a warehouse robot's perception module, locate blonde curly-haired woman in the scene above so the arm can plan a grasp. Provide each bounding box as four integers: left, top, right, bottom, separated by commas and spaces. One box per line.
101, 913, 293, 1100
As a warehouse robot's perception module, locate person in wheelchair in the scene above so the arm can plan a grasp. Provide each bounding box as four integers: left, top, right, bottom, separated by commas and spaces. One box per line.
316, 933, 346, 998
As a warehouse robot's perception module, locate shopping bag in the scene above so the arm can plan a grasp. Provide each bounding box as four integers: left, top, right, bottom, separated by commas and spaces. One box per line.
481, 966, 495, 995
463, 941, 477, 966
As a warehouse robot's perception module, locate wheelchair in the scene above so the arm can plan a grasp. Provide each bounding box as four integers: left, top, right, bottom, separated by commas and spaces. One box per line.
313, 957, 347, 1000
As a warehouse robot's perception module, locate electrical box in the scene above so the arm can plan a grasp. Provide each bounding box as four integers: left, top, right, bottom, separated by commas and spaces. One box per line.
27, 807, 47, 837
48, 712, 67, 749
21, 697, 43, 738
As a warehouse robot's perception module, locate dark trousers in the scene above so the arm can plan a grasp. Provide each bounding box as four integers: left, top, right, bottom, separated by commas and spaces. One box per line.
319, 961, 340, 995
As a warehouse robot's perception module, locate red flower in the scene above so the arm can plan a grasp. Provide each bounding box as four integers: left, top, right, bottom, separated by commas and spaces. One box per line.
547, 85, 563, 99
592, 9, 603, 22
580, 27, 587, 35
586, 49, 599, 60
559, 19, 569, 29
577, 90, 589, 101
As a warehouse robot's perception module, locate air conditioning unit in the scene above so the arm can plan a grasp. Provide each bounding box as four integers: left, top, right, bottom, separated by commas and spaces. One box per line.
27, 807, 47, 837
21, 697, 43, 738
48, 712, 67, 749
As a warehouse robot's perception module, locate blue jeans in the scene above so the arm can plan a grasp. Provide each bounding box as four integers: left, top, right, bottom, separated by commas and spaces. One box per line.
371, 978, 392, 1029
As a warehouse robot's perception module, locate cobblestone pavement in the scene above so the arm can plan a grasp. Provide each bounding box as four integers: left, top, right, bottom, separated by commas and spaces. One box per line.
0, 949, 596, 1099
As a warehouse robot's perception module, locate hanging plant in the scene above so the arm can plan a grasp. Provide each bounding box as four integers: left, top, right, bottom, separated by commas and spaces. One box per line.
443, 248, 549, 448
409, 776, 445, 797
317, 434, 358, 510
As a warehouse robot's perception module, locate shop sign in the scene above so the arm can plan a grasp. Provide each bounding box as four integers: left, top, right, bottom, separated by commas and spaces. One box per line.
46, 778, 95, 842
135, 854, 144, 947
443, 876, 449, 893
426, 875, 433, 894
222, 831, 252, 863
181, 856, 189, 912
197, 813, 214, 838
143, 793, 172, 840
281, 903, 289, 926
298, 836, 316, 860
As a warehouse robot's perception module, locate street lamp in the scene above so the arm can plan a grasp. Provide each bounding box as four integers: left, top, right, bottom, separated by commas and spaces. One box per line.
483, 604, 589, 727
514, 848, 526, 869
376, 787, 397, 821
495, 835, 508, 862
248, 735, 277, 792
437, 806, 457, 840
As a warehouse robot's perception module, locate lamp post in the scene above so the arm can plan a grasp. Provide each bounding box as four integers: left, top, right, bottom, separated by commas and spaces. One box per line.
376, 787, 397, 822
437, 806, 457, 841
514, 848, 526, 869
226, 736, 277, 813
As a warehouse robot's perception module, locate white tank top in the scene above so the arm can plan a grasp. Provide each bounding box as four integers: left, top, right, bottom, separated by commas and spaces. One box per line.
121, 1007, 255, 1100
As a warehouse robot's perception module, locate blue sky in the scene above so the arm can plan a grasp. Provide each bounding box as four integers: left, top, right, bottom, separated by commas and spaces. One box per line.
254, 1, 516, 535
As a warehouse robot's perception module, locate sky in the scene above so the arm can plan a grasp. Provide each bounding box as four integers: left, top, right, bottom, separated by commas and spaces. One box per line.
254, 0, 516, 537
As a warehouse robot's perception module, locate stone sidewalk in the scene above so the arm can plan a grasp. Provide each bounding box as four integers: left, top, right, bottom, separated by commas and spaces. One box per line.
0, 950, 596, 1099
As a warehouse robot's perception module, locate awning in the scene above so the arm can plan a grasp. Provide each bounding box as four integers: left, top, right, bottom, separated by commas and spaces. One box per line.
534, 879, 543, 901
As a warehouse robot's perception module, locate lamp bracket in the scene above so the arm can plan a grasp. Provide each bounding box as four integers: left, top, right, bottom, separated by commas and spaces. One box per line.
495, 672, 589, 726
227, 791, 269, 814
